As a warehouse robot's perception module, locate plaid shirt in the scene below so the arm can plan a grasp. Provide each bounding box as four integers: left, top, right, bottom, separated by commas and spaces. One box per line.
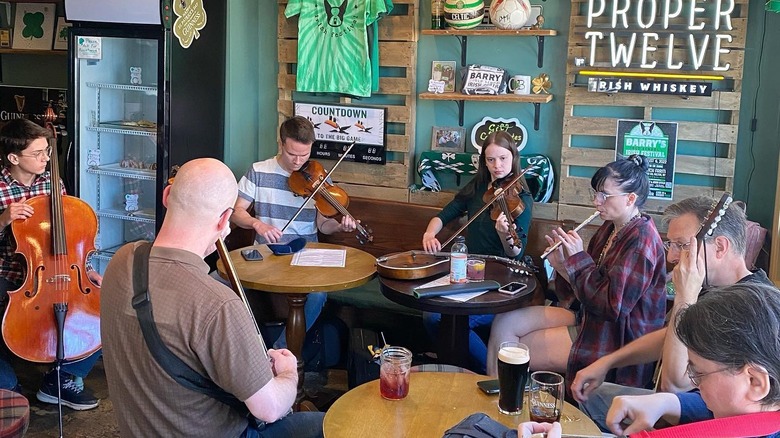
556, 214, 666, 390
0, 168, 66, 288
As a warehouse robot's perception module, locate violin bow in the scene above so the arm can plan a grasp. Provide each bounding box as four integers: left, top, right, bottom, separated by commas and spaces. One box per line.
280, 142, 356, 234
215, 238, 269, 359
440, 165, 532, 248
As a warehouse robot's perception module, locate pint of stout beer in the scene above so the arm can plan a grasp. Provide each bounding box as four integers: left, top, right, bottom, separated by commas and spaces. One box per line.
497, 342, 530, 415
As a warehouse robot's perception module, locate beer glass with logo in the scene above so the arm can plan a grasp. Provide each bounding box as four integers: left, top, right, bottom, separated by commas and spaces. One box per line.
497, 341, 530, 415
529, 371, 564, 423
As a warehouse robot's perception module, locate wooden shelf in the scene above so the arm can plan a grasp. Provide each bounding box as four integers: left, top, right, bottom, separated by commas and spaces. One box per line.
419, 92, 552, 103
421, 29, 557, 37
423, 28, 557, 68
419, 92, 553, 130
0, 48, 67, 56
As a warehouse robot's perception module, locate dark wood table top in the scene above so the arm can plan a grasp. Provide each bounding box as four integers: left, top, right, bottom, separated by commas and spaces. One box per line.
379, 259, 542, 315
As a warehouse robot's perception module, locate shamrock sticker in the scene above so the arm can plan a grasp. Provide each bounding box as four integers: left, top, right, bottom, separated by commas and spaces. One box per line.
22, 11, 45, 40
532, 73, 552, 94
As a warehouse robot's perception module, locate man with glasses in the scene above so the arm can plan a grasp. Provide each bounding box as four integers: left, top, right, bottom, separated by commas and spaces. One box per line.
571, 196, 772, 431
604, 282, 780, 436
0, 119, 102, 409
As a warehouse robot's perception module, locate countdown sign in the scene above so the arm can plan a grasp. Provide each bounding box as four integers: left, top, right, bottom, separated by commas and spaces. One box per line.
294, 102, 387, 165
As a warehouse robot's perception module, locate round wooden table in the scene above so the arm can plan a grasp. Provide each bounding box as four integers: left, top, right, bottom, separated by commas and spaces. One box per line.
323, 372, 601, 437
379, 259, 543, 368
217, 242, 376, 408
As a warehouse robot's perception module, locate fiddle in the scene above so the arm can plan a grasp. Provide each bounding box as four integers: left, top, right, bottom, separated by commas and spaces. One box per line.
482, 172, 527, 248
288, 160, 373, 245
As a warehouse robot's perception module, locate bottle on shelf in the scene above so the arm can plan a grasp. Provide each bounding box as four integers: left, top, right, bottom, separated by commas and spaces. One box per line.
450, 236, 468, 283
431, 0, 445, 29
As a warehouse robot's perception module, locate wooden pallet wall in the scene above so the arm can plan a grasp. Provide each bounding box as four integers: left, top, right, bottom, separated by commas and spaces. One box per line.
559, 0, 749, 229
278, 0, 418, 202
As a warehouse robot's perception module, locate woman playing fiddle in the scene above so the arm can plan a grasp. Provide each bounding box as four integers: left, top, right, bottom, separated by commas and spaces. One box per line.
487, 155, 666, 393
421, 131, 533, 373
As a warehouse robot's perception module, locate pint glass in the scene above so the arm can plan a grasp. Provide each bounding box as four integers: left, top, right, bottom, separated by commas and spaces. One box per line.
497, 341, 530, 415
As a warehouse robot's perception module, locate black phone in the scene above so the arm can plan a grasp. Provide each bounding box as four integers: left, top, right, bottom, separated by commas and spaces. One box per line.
241, 249, 263, 261
476, 379, 499, 395
498, 281, 528, 295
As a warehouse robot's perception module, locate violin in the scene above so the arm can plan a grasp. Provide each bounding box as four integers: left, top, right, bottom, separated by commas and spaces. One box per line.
288, 160, 373, 245
3, 123, 101, 363
482, 173, 527, 247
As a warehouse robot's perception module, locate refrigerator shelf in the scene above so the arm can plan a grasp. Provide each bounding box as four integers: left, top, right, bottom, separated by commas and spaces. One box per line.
93, 244, 125, 261
97, 207, 156, 223
86, 82, 157, 94
87, 163, 156, 180
87, 124, 157, 137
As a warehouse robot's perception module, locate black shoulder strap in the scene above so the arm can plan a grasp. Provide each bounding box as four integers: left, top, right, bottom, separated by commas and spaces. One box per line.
130, 242, 249, 417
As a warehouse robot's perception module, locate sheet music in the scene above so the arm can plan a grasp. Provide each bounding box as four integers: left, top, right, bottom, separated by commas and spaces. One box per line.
416, 275, 488, 302
291, 249, 346, 267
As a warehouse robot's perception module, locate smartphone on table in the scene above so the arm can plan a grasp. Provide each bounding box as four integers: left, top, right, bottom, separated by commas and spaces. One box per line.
498, 281, 528, 295
241, 249, 263, 261
477, 379, 499, 394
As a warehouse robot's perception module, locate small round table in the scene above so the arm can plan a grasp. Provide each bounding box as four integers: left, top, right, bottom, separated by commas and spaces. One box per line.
379, 259, 542, 368
323, 372, 602, 437
217, 242, 376, 408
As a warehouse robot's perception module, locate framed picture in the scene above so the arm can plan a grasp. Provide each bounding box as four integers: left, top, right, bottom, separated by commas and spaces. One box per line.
12, 3, 55, 51
431, 61, 457, 93
0, 28, 10, 48
431, 126, 466, 153
53, 17, 69, 50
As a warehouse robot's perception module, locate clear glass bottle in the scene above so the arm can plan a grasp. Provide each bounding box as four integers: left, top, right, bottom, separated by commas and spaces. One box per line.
450, 236, 468, 283
431, 0, 444, 29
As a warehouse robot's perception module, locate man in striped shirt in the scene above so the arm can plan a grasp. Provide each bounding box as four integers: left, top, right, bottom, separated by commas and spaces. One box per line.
231, 116, 356, 348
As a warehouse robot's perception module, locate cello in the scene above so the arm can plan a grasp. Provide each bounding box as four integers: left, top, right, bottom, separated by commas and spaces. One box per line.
2, 123, 101, 363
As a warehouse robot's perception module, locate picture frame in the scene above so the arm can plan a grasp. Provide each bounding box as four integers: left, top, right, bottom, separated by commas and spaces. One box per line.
53, 17, 69, 50
431, 61, 457, 93
12, 3, 56, 51
431, 126, 466, 153
0, 28, 11, 48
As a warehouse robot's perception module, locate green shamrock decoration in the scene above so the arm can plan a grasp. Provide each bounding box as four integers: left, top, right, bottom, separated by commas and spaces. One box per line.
22, 12, 45, 40
58, 26, 68, 41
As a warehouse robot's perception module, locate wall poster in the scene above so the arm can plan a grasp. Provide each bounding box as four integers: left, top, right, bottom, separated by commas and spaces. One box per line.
616, 120, 678, 201
294, 102, 387, 165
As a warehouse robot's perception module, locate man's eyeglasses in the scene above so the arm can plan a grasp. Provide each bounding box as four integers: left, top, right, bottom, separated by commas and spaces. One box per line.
662, 240, 692, 252
589, 188, 629, 203
17, 146, 53, 160
686, 363, 730, 387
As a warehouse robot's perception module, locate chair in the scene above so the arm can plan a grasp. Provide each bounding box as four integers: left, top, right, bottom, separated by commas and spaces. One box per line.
0, 390, 29, 438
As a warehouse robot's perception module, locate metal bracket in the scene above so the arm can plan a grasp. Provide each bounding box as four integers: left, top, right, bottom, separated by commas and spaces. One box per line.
533, 103, 541, 131
456, 35, 468, 67
536, 36, 546, 68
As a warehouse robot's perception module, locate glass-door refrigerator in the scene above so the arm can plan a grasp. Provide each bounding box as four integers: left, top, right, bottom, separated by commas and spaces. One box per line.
64, 0, 226, 273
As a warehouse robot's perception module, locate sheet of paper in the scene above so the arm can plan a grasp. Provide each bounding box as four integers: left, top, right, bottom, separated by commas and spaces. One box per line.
291, 249, 346, 267
416, 275, 488, 302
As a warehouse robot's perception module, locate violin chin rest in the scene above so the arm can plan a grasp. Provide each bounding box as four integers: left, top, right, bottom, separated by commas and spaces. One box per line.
267, 237, 307, 255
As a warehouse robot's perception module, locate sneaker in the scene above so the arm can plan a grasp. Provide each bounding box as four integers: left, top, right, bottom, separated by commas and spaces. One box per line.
36, 370, 99, 411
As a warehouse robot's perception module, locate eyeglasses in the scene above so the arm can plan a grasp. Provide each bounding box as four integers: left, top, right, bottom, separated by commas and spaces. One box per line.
589, 188, 629, 203
16, 146, 52, 160
662, 240, 692, 252
686, 363, 731, 387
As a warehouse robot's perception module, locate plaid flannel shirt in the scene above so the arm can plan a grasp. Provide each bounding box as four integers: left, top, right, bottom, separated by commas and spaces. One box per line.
556, 215, 667, 390
0, 168, 67, 288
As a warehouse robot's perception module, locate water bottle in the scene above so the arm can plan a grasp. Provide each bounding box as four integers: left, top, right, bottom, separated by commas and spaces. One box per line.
450, 236, 468, 283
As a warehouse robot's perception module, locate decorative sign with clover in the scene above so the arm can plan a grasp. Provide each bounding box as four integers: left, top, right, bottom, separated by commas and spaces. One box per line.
12, 3, 55, 51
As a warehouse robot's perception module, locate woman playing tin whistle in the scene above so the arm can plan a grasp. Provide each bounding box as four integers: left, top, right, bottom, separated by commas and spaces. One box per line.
487, 155, 666, 393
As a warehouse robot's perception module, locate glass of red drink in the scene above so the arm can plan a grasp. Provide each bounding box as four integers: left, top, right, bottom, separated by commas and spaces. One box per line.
379, 346, 412, 400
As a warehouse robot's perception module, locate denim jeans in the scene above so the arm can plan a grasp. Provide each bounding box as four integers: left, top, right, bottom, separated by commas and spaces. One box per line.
0, 277, 101, 389
273, 292, 327, 349
422, 311, 494, 374
578, 382, 655, 432
241, 412, 324, 438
